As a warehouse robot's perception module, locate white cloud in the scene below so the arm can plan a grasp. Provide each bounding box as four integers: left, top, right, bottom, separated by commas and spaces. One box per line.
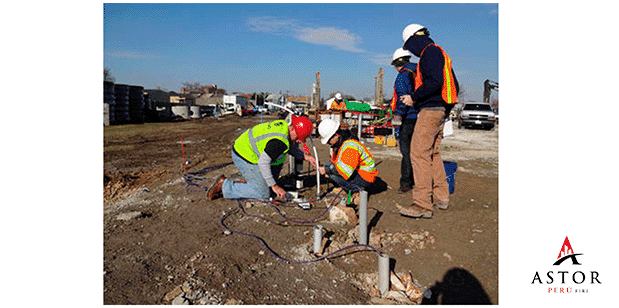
247, 16, 365, 53
295, 27, 364, 53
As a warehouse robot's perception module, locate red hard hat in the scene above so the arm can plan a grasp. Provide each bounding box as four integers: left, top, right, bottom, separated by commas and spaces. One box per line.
291, 115, 313, 143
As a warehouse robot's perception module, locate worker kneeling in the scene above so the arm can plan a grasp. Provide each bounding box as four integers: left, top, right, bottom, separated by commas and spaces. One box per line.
317, 119, 377, 203
207, 115, 316, 200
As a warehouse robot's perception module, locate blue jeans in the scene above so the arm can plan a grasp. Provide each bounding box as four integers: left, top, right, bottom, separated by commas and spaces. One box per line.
399, 119, 417, 188
222, 150, 283, 199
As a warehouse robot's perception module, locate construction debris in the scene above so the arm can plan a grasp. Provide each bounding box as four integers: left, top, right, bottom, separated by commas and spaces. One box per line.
328, 205, 358, 225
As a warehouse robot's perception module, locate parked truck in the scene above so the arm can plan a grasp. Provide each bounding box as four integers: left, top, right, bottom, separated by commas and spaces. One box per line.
457, 102, 497, 130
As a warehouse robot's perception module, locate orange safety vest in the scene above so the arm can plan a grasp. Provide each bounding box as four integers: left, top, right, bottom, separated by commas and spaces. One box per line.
331, 99, 346, 110
391, 67, 416, 112
330, 139, 377, 183
414, 44, 458, 104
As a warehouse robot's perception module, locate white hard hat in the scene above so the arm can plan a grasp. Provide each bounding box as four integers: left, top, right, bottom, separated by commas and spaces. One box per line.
402, 23, 427, 43
392, 48, 413, 63
318, 119, 339, 145
335, 93, 342, 100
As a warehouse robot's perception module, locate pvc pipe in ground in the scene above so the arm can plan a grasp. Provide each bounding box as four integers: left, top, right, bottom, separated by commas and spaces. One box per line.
308, 136, 320, 197
313, 225, 323, 254
378, 253, 390, 297
358, 190, 368, 245
357, 113, 363, 141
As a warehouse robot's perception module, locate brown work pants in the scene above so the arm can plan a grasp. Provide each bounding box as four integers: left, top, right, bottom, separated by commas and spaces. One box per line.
410, 109, 449, 210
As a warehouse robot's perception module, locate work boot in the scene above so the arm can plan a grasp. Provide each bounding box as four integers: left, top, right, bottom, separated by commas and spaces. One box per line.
433, 196, 449, 210
397, 185, 412, 194
434, 202, 449, 210
207, 175, 226, 200
397, 204, 433, 219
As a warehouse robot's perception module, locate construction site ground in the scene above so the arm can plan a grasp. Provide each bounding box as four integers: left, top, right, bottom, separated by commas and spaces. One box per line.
103, 114, 498, 305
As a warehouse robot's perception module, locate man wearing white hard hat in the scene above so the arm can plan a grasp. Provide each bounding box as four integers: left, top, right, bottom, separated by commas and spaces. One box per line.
328, 92, 346, 110
316, 119, 377, 201
397, 23, 459, 219
390, 47, 419, 195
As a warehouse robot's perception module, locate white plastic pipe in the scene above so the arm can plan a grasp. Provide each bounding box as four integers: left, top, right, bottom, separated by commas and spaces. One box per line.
359, 190, 368, 245
264, 102, 295, 115
357, 113, 363, 141
308, 136, 320, 197
378, 254, 390, 297
313, 225, 323, 254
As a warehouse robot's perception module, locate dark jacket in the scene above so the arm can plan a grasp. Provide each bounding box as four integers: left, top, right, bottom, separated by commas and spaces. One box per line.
404, 35, 459, 111
394, 62, 418, 121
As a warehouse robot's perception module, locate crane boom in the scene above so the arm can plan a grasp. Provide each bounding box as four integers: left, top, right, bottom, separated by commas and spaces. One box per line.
483, 79, 499, 104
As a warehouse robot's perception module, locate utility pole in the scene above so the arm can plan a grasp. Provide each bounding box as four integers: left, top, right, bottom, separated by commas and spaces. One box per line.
374, 68, 384, 106
312, 72, 321, 110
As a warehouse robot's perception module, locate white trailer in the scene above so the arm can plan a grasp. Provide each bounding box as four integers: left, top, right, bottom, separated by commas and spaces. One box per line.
221, 95, 249, 116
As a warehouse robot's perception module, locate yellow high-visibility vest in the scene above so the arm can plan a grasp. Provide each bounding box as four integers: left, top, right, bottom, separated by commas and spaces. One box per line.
233, 120, 290, 165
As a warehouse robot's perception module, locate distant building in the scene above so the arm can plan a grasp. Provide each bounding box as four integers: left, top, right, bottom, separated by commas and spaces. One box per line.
144, 89, 170, 105
195, 95, 223, 106
170, 92, 195, 105
180, 84, 226, 97
287, 95, 310, 103
223, 94, 248, 109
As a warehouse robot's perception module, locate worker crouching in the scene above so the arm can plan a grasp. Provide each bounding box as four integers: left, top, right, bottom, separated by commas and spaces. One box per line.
206, 115, 316, 201
317, 119, 377, 203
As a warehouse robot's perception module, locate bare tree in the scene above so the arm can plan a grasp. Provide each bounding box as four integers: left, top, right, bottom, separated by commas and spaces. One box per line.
104, 68, 115, 82
457, 85, 466, 102
182, 82, 202, 93
491, 98, 499, 111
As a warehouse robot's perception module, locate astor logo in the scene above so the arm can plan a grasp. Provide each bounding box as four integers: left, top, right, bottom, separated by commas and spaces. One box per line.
531, 236, 601, 292
553, 236, 582, 265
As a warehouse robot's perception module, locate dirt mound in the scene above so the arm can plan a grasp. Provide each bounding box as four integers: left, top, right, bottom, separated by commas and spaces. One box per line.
104, 171, 166, 208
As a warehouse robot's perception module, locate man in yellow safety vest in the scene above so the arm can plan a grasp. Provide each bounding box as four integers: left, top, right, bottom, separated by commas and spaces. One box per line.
206, 115, 316, 200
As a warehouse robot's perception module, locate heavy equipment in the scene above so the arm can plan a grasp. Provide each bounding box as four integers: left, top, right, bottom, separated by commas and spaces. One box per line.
483, 79, 499, 104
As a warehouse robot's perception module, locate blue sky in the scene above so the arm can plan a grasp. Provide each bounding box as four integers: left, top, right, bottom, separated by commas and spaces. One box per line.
104, 3, 498, 102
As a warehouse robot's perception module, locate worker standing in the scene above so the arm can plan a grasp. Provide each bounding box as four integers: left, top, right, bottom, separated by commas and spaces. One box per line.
316, 119, 377, 203
206, 115, 316, 200
397, 24, 459, 219
328, 93, 347, 110
390, 48, 418, 194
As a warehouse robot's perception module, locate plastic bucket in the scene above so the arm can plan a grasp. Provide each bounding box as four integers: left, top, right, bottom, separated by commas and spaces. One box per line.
443, 161, 457, 194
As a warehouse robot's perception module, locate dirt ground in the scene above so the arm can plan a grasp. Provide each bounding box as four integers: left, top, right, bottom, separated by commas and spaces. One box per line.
103, 113, 498, 305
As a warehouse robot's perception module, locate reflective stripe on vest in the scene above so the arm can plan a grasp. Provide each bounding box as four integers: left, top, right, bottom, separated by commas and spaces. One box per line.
331, 139, 377, 183
390, 84, 397, 112
331, 100, 346, 110
233, 120, 289, 165
414, 44, 458, 104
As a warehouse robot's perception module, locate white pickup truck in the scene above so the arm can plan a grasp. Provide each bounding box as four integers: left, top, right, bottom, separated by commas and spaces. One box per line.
457, 102, 497, 130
